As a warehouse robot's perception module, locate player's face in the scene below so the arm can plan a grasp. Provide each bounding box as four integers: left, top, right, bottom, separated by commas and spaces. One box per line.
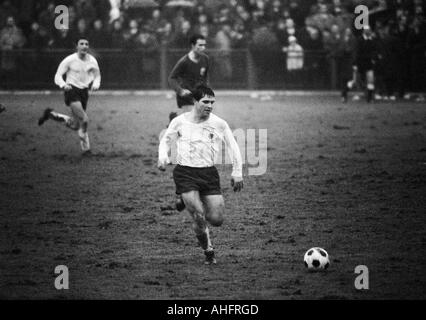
192, 39, 206, 55
77, 40, 90, 55
196, 95, 215, 119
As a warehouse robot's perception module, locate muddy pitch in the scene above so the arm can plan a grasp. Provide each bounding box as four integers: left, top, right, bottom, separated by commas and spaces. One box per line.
0, 93, 425, 299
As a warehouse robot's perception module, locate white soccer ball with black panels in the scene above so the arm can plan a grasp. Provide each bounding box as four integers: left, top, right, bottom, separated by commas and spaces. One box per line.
304, 247, 330, 271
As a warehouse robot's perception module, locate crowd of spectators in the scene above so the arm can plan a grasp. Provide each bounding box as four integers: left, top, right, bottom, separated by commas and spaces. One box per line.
0, 0, 424, 53
0, 0, 425, 92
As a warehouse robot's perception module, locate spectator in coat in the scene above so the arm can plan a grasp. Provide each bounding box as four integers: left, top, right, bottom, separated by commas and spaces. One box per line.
146, 9, 169, 42
89, 19, 111, 49
214, 23, 233, 79
27, 21, 52, 50
170, 20, 192, 49
52, 27, 74, 49
0, 16, 26, 88
123, 19, 140, 50
137, 27, 161, 77
111, 19, 125, 49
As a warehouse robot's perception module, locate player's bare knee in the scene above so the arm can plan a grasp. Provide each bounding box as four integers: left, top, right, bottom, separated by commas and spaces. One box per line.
209, 215, 224, 227
207, 207, 224, 227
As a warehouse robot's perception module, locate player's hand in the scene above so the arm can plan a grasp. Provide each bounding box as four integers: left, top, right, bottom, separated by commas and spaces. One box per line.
158, 160, 166, 172
157, 158, 170, 172
231, 177, 244, 192
63, 84, 72, 91
91, 83, 100, 91
180, 89, 192, 97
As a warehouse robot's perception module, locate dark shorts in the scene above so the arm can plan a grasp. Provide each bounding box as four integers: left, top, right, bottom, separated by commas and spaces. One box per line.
176, 94, 194, 109
173, 165, 222, 196
64, 86, 89, 111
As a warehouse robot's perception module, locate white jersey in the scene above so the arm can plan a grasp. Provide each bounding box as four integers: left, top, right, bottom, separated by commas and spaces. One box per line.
159, 113, 243, 178
54, 53, 101, 89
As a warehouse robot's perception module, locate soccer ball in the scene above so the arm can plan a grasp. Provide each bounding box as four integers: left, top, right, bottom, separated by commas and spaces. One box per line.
304, 247, 330, 271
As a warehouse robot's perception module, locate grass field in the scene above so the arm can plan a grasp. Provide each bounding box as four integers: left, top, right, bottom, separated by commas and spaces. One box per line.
0, 92, 425, 299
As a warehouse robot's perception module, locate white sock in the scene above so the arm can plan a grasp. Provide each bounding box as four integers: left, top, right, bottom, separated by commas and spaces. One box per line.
78, 129, 90, 151
51, 111, 71, 123
206, 227, 213, 251
84, 134, 90, 151
50, 111, 79, 129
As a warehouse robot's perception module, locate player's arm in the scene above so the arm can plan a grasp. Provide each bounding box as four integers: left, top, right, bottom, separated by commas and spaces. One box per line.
54, 57, 71, 90
91, 58, 101, 91
168, 58, 191, 97
158, 118, 179, 171
223, 121, 243, 192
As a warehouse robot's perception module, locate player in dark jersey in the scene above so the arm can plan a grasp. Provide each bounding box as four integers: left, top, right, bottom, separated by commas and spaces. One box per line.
341, 26, 378, 103
168, 34, 210, 123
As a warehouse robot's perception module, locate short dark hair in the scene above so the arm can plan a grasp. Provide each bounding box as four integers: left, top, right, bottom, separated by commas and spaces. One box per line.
193, 85, 215, 101
76, 37, 90, 45
189, 34, 205, 46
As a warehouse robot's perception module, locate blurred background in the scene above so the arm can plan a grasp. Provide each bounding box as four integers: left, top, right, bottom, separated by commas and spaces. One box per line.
0, 0, 425, 93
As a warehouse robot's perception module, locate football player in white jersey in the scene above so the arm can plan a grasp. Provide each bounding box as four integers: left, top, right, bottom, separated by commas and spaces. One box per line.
158, 85, 244, 265
38, 37, 101, 154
